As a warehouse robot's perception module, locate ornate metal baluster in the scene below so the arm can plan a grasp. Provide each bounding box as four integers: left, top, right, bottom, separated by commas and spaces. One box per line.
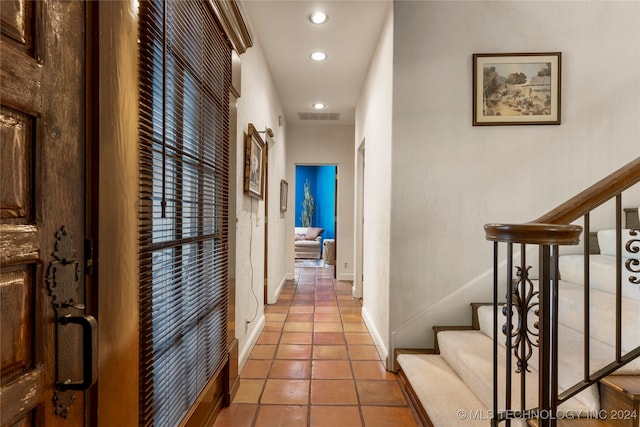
503, 266, 539, 373
626, 229, 640, 284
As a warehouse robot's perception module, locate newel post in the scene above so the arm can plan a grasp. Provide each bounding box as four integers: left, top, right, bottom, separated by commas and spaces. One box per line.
485, 223, 582, 426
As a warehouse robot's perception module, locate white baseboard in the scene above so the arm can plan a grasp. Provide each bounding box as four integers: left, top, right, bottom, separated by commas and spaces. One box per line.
238, 314, 265, 373
337, 273, 354, 281
269, 274, 288, 304
361, 306, 389, 369
352, 282, 362, 299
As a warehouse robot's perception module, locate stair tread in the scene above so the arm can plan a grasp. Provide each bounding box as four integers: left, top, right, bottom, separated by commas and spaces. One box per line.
600, 375, 640, 400
436, 329, 600, 412
398, 329, 639, 427
397, 353, 487, 426
474, 304, 640, 376
474, 278, 640, 358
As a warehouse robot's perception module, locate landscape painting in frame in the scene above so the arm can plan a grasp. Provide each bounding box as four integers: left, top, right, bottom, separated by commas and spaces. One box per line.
244, 123, 265, 199
473, 52, 561, 125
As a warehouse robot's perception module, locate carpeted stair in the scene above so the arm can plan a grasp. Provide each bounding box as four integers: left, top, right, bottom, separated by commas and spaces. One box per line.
396, 216, 640, 426
397, 305, 640, 426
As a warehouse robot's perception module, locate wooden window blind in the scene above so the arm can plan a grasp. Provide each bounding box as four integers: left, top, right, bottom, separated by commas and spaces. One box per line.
138, 1, 231, 425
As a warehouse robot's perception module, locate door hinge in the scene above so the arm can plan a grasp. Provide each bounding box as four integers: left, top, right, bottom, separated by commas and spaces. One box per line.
85, 239, 94, 275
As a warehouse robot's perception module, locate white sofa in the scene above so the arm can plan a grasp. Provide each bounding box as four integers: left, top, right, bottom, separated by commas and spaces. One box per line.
294, 227, 324, 259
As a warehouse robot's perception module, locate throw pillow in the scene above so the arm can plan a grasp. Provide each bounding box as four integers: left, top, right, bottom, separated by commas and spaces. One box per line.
597, 229, 637, 258
305, 227, 324, 240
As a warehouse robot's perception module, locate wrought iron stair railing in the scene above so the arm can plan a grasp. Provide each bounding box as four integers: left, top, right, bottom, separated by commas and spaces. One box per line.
484, 156, 640, 427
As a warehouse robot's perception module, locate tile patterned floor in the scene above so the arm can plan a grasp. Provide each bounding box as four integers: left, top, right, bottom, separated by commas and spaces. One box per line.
213, 261, 420, 427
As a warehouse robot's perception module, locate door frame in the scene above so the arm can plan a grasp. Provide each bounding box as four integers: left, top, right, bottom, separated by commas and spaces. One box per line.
94, 3, 140, 424
86, 1, 100, 423
264, 139, 269, 303
354, 140, 365, 298
293, 163, 338, 267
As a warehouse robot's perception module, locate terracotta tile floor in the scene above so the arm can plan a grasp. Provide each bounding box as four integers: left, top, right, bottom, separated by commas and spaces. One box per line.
214, 261, 420, 427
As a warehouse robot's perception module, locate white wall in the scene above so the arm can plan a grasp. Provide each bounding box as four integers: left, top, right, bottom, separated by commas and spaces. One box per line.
266, 129, 290, 304
287, 124, 356, 282
235, 32, 287, 368
354, 7, 394, 365
358, 0, 640, 362
391, 0, 640, 349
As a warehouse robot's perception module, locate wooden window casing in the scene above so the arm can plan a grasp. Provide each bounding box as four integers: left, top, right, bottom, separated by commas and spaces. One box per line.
138, 1, 231, 425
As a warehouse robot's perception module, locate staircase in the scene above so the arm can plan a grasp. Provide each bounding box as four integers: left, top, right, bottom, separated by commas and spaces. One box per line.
397, 302, 640, 426
395, 158, 640, 426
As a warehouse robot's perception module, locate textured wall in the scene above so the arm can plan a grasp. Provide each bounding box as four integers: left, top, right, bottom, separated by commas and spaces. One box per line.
234, 32, 287, 364
388, 0, 640, 351
355, 7, 395, 365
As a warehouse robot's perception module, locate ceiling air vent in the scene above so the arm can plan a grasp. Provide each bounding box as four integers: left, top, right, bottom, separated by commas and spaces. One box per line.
297, 112, 341, 121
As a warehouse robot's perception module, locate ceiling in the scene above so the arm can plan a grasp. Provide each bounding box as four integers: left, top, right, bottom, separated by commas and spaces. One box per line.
240, 1, 391, 126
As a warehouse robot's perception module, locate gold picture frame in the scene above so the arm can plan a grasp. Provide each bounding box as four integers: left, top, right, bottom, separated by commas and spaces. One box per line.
244, 123, 265, 199
473, 52, 561, 126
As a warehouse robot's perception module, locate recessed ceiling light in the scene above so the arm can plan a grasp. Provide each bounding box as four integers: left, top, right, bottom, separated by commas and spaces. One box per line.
310, 52, 327, 61
312, 103, 326, 109
308, 11, 328, 25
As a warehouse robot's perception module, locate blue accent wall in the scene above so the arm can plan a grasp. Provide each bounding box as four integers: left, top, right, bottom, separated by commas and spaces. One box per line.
316, 166, 336, 239
295, 166, 316, 227
295, 165, 336, 240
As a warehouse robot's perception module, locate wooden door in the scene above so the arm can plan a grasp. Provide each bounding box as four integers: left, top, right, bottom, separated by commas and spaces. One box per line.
1, 1, 88, 426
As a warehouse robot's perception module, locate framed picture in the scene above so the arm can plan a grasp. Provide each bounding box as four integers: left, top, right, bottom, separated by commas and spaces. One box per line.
473, 52, 561, 126
280, 180, 288, 212
244, 123, 265, 199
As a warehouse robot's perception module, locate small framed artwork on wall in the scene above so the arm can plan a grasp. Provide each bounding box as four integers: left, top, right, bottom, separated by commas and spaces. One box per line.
473, 52, 561, 126
244, 123, 265, 199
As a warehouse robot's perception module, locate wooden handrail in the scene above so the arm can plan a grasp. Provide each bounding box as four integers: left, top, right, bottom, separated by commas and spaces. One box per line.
484, 155, 640, 426
484, 223, 582, 245
534, 157, 640, 225
484, 157, 640, 244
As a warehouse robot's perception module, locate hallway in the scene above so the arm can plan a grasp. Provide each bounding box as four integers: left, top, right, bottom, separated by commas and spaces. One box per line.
213, 261, 420, 427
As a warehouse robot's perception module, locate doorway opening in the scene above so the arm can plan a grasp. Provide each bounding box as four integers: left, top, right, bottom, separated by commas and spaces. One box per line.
294, 165, 337, 272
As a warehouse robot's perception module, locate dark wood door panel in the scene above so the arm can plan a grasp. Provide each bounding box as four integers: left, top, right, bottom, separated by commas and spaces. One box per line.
0, 6, 42, 425
0, 41, 42, 116
0, 367, 44, 426
1, 109, 33, 222
0, 225, 39, 266
0, 268, 34, 384
1, 1, 86, 426
0, 0, 33, 48
8, 412, 34, 427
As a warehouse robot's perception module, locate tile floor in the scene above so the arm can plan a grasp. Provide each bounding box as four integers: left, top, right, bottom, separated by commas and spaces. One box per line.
213, 261, 420, 427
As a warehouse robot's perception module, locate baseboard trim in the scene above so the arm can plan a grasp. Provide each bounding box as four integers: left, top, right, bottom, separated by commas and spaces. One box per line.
361, 306, 389, 369
337, 273, 354, 281
269, 274, 288, 304
238, 314, 265, 373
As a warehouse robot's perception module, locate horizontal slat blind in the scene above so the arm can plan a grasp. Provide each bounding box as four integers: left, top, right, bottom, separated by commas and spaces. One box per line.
138, 1, 231, 425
